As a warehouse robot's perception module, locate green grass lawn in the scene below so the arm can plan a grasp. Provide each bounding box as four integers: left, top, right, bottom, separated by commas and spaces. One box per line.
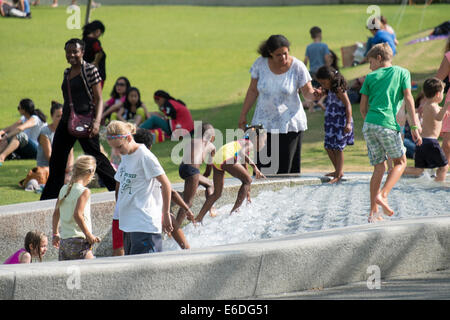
0, 4, 449, 205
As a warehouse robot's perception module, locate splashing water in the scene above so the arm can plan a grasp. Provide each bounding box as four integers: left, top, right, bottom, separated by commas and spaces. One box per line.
163, 176, 450, 251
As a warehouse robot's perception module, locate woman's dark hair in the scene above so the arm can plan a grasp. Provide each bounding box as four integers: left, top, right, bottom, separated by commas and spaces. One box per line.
110, 76, 131, 99
315, 66, 348, 94
329, 50, 339, 71
124, 87, 142, 110
154, 90, 186, 106
82, 20, 105, 40
258, 35, 290, 58
19, 98, 46, 123
64, 38, 85, 51
50, 100, 63, 116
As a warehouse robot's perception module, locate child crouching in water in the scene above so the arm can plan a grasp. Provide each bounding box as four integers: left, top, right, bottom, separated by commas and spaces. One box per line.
3, 230, 48, 264
316, 66, 354, 183
52, 155, 101, 260
106, 121, 173, 255
194, 125, 267, 224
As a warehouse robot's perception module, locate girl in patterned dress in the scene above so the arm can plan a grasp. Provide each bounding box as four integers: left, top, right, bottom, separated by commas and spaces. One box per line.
316, 66, 354, 183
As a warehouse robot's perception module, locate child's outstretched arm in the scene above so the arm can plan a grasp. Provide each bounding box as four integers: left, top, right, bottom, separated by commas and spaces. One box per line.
74, 189, 101, 245
244, 154, 265, 179
52, 201, 61, 248
156, 174, 173, 235
171, 189, 195, 223
337, 89, 353, 133
360, 94, 369, 120
403, 88, 422, 146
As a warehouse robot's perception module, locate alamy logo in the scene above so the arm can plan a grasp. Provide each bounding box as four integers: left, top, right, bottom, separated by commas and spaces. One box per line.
66, 5, 81, 30
366, 265, 381, 290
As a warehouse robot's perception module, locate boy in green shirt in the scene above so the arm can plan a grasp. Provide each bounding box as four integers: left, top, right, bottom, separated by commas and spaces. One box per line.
360, 43, 422, 223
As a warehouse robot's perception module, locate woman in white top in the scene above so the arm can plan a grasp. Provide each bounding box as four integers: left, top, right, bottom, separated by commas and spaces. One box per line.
0, 98, 46, 165
239, 35, 320, 174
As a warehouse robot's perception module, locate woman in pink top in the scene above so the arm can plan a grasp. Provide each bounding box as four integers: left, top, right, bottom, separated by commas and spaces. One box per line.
436, 36, 450, 162
3, 231, 48, 264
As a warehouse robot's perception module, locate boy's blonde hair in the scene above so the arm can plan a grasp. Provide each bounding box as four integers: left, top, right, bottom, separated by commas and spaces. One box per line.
366, 43, 393, 62
57, 155, 96, 209
106, 120, 136, 139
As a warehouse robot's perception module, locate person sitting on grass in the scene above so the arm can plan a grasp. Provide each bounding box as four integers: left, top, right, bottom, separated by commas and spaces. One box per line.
0, 98, 46, 166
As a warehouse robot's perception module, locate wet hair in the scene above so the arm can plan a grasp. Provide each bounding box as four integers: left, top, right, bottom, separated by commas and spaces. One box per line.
366, 42, 393, 62
133, 128, 154, 150
110, 76, 131, 99
82, 20, 105, 40
106, 120, 137, 139
56, 155, 96, 210
154, 90, 186, 106
316, 66, 348, 94
50, 100, 63, 116
19, 98, 46, 123
64, 38, 85, 51
309, 26, 322, 39
423, 77, 445, 99
24, 230, 47, 262
124, 87, 143, 111
258, 35, 290, 58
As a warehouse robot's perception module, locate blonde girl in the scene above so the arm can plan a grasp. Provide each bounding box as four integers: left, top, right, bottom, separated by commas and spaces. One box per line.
3, 230, 48, 264
106, 120, 172, 255
52, 155, 101, 260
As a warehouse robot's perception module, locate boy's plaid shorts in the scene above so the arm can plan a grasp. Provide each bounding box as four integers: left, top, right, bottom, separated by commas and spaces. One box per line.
362, 122, 406, 166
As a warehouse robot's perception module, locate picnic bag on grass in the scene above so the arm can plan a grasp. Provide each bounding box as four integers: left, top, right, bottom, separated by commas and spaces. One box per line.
66, 75, 94, 138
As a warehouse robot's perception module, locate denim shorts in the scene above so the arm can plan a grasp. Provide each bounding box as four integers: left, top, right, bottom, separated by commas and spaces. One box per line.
123, 232, 162, 255
362, 122, 405, 166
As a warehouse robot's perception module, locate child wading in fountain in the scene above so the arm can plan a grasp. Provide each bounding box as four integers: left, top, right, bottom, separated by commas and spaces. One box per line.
403, 78, 449, 181
3, 230, 48, 264
194, 125, 267, 224
177, 122, 217, 226
52, 155, 101, 260
133, 128, 194, 250
316, 66, 354, 183
359, 43, 422, 223
106, 121, 173, 255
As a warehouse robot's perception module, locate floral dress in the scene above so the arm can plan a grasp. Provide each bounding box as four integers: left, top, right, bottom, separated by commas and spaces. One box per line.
324, 91, 354, 150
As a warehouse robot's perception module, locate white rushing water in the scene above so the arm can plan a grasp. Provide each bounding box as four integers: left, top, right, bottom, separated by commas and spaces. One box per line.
162, 175, 450, 251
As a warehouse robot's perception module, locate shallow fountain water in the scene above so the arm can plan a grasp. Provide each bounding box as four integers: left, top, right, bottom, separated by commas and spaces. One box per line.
163, 175, 450, 251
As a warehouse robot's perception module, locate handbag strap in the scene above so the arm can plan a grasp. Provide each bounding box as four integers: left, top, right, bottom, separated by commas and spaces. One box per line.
66, 73, 75, 113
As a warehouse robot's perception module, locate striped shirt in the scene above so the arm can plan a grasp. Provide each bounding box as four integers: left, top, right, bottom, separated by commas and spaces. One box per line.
63, 61, 102, 102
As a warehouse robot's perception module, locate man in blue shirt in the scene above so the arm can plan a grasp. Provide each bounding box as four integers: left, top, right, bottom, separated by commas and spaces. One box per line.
362, 18, 397, 62
304, 26, 331, 77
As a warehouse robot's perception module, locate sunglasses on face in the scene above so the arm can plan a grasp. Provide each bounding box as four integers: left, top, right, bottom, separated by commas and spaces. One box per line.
116, 82, 126, 87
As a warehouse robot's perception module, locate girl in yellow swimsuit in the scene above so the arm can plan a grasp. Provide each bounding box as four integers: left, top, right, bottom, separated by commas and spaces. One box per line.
195, 128, 267, 224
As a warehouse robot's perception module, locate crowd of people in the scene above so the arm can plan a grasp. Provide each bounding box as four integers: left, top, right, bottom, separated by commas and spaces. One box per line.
2, 15, 450, 264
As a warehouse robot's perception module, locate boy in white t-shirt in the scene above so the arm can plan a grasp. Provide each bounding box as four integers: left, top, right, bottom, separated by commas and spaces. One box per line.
106, 121, 173, 255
